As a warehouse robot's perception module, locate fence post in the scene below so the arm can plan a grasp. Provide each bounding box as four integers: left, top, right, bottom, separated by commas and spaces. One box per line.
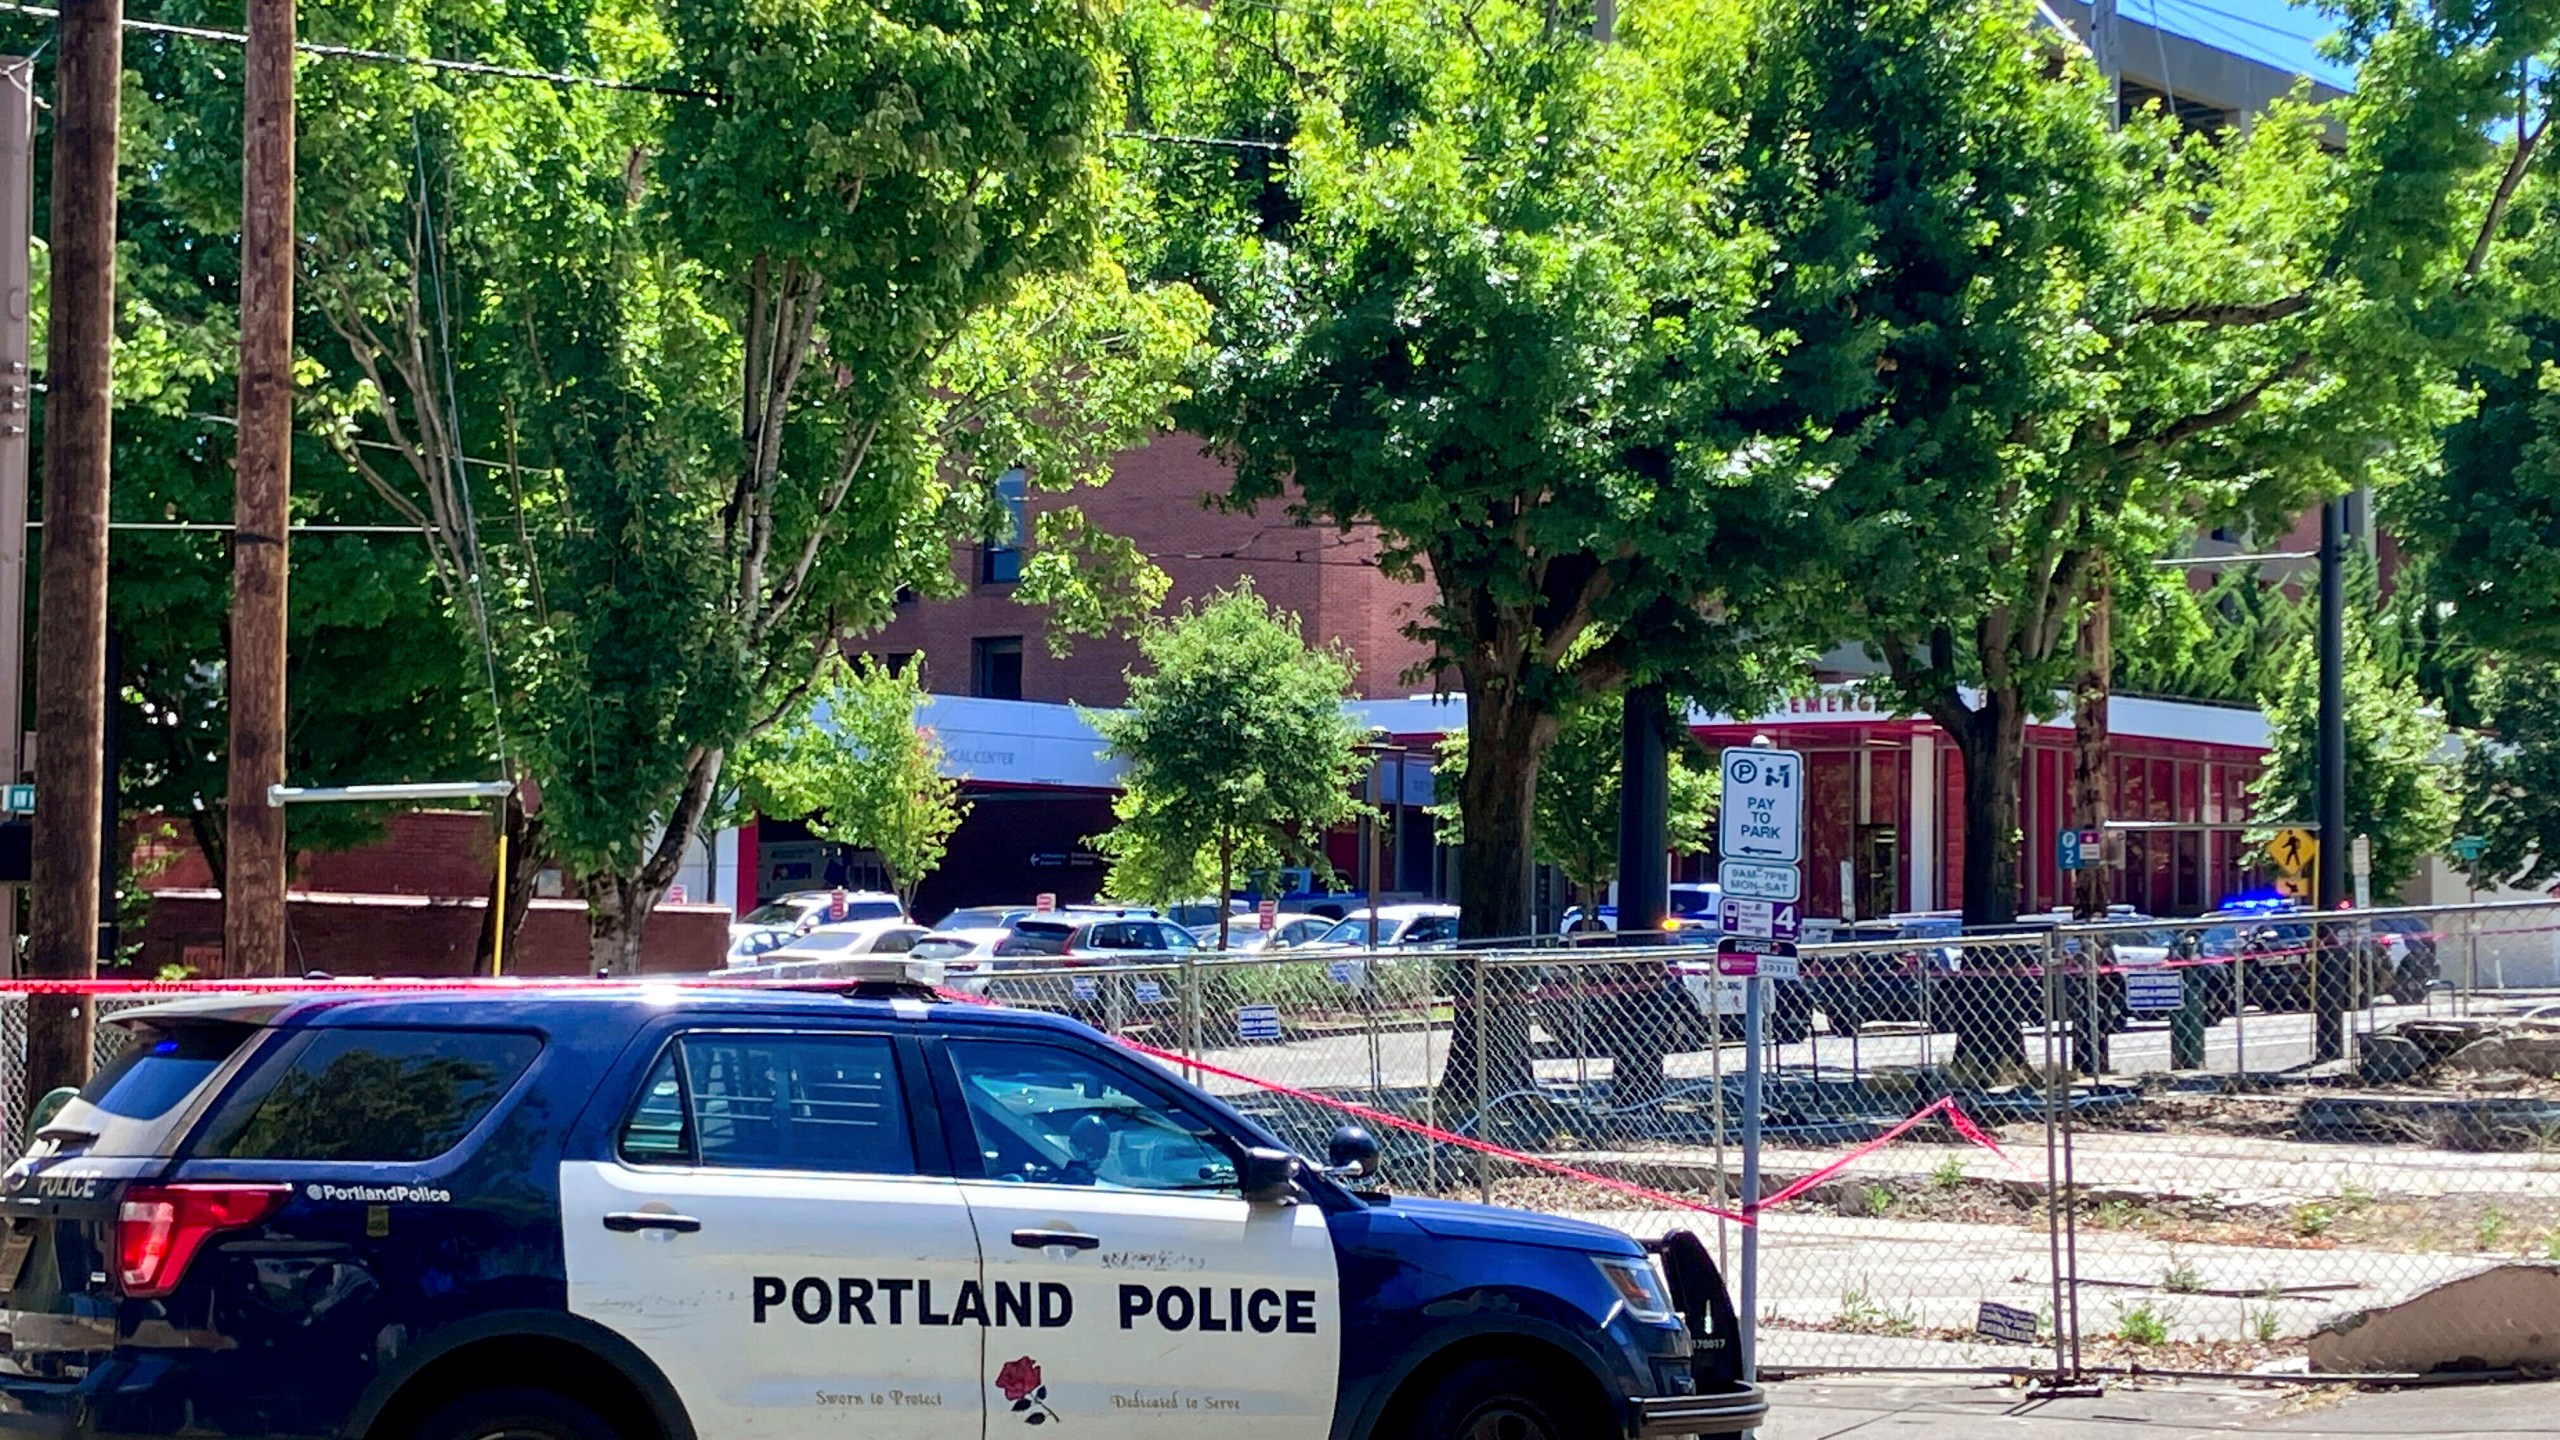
1739, 971, 1763, 1384
1181, 954, 1199, 1084
2040, 929, 2068, 1385
1472, 952, 1490, 1206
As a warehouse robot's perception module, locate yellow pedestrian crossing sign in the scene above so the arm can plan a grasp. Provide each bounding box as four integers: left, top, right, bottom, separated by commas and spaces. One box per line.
2268, 828, 2318, 878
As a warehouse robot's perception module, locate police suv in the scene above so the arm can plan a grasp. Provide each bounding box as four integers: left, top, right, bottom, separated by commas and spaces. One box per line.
0, 964, 1765, 1440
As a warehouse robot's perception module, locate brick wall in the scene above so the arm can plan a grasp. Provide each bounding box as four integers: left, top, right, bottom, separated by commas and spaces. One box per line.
134, 891, 729, 977
139, 810, 497, 897
863, 434, 1437, 706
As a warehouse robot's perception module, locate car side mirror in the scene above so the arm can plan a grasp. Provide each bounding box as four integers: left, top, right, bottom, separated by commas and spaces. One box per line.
1240, 1146, 1300, 1205
1324, 1125, 1380, 1180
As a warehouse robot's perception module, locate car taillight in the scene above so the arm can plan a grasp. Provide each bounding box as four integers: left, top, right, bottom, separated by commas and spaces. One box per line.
117, 1184, 289, 1299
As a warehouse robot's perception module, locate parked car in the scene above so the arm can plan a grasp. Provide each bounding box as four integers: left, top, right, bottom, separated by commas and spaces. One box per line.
1162, 898, 1255, 930
1192, 912, 1334, 952
994, 913, 1200, 960
1559, 882, 1725, 938
730, 888, 903, 942
721, 925, 796, 969
1299, 904, 1464, 953
748, 918, 930, 968
930, 904, 1035, 932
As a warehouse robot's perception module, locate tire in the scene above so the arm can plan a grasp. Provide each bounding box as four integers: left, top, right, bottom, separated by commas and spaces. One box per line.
410, 1389, 624, 1440
1398, 1356, 1597, 1440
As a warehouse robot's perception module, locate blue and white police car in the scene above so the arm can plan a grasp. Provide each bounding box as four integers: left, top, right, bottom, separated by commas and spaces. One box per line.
0, 961, 1765, 1440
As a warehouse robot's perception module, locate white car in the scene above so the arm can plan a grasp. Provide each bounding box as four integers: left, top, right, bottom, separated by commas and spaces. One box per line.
1192, 912, 1334, 952
723, 925, 795, 967
730, 889, 904, 943
910, 926, 1015, 991
733, 918, 932, 974
1300, 904, 1463, 952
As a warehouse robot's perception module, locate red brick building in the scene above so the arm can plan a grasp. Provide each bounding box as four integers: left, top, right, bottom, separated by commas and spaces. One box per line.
862, 435, 1436, 706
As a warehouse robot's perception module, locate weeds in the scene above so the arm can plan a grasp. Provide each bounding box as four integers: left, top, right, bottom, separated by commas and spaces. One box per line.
2479, 1205, 2514, 1252
2161, 1258, 2204, 1295
1931, 1156, 1967, 1191
1860, 1184, 1897, 1218
1836, 1280, 1921, 1337
2338, 1182, 2377, 1213
2543, 1231, 2560, 1262
2114, 1299, 2174, 1347
2243, 1302, 2283, 1344
2092, 1199, 2140, 1229
2288, 1202, 2336, 1239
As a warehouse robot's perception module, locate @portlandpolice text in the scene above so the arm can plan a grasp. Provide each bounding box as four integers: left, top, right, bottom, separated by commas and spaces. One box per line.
751, 1277, 1321, 1334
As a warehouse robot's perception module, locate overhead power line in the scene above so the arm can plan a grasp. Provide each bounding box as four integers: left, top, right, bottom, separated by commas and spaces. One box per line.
0, 1, 708, 96
0, 2, 1297, 150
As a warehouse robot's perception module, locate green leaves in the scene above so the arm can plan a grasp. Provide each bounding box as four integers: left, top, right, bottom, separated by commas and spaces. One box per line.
738, 657, 969, 910
2252, 610, 2455, 904
1087, 583, 1369, 907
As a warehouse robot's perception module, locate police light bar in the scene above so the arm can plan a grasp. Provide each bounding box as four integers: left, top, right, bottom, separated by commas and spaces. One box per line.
732, 954, 949, 989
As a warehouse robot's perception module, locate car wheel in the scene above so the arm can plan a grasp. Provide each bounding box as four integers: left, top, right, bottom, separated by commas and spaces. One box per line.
409, 1389, 620, 1440
1400, 1356, 1595, 1440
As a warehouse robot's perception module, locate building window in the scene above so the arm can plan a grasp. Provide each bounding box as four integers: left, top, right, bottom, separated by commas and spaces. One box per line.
979, 468, 1027, 586
881, 652, 917, 678
972, 636, 1024, 700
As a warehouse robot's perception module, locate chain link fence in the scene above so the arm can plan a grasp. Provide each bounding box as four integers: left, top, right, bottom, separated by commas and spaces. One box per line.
7, 898, 2559, 1381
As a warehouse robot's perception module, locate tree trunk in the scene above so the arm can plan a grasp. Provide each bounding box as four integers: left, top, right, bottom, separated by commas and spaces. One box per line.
1440, 674, 1559, 1127
586, 876, 648, 976
2071, 564, 2113, 922
2069, 566, 2115, 1075
1216, 830, 1233, 952
472, 800, 543, 976
585, 746, 726, 976
1948, 687, 2031, 1079
1954, 688, 2026, 928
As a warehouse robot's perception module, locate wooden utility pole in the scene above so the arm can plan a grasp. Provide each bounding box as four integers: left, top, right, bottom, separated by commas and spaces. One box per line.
225, 0, 295, 976
2071, 0, 2124, 924
0, 58, 34, 955
28, 0, 123, 1100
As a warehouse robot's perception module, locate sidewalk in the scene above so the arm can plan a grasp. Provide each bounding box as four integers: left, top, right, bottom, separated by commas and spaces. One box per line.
1759, 1375, 2559, 1438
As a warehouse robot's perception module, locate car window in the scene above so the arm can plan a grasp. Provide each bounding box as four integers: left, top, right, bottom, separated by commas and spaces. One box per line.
195, 1028, 541, 1163
1317, 918, 1376, 948
46, 1020, 262, 1157
1405, 916, 1458, 945
940, 908, 1022, 931
874, 929, 920, 955
910, 937, 976, 962
741, 902, 798, 927
620, 1033, 915, 1176
842, 900, 903, 923
1004, 922, 1072, 956
945, 1040, 1237, 1194
1154, 924, 1199, 951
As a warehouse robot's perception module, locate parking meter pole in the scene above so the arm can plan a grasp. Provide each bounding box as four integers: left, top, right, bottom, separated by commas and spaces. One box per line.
1740, 974, 1764, 1384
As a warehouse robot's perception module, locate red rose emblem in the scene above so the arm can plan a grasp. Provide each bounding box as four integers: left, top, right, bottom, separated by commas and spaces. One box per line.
998, 1357, 1043, 1404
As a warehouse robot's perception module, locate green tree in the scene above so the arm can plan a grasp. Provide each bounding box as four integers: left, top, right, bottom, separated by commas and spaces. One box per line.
1856, 0, 2552, 924
1431, 693, 1717, 916
2455, 660, 2560, 889
1173, 0, 1810, 947
113, 0, 1210, 971
1087, 584, 1368, 947
739, 657, 970, 913
2115, 564, 2307, 707
2251, 621, 2456, 904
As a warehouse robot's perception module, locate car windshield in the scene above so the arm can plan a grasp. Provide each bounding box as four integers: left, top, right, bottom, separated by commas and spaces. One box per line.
1318, 917, 1388, 947
939, 907, 1023, 931
782, 931, 867, 953
740, 901, 806, 926
910, 938, 975, 961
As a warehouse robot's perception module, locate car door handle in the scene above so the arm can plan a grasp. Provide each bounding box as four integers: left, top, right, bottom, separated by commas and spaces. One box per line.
1012, 1228, 1101, 1251
603, 1212, 702, 1234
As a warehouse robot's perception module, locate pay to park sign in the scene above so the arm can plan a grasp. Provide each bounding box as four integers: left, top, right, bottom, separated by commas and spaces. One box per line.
1720, 747, 1804, 863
